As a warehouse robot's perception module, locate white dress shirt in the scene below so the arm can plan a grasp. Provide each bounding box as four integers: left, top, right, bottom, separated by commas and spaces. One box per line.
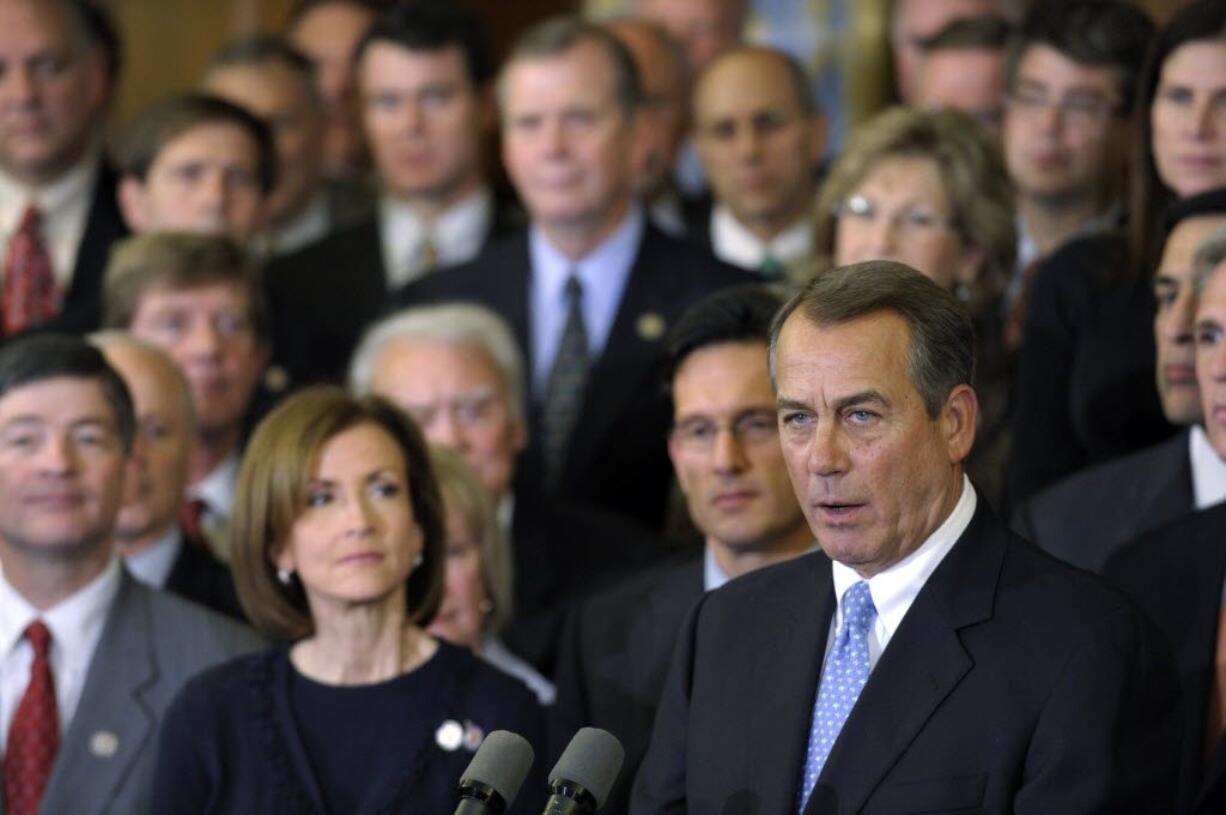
0, 556, 122, 745
528, 207, 644, 394
380, 187, 493, 289
0, 153, 99, 292
189, 453, 239, 561
124, 527, 183, 589
709, 204, 813, 274
1189, 425, 1226, 510
827, 475, 977, 669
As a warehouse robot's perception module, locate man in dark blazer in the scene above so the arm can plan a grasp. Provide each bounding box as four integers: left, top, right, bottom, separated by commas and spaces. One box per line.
265, 3, 522, 387
403, 17, 750, 531
1014, 192, 1226, 570
0, 0, 128, 340
632, 261, 1180, 814
94, 334, 243, 620
551, 286, 815, 814
0, 335, 259, 815
1103, 228, 1226, 814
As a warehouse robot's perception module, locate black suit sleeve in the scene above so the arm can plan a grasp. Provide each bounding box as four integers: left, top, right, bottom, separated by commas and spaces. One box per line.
1013, 601, 1181, 814
628, 597, 705, 815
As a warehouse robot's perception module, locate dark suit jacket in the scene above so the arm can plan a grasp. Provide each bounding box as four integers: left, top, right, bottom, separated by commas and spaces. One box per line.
263, 200, 522, 387
551, 554, 703, 815
1014, 428, 1194, 571
501, 494, 665, 676
12, 570, 262, 815
401, 223, 752, 530
21, 161, 129, 338
163, 531, 245, 621
150, 641, 546, 815
1103, 502, 1226, 814
1007, 233, 1176, 507
631, 506, 1181, 814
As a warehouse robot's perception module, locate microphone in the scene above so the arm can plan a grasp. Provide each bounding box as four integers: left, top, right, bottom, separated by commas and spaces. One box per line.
454, 730, 536, 815
543, 728, 625, 814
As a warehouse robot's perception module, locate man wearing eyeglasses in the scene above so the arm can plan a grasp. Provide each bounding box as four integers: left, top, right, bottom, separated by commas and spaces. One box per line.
690, 47, 825, 281
551, 285, 812, 815
1001, 0, 1154, 343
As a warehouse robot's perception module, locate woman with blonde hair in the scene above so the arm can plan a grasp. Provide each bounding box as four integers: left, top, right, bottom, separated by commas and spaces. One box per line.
150, 387, 544, 814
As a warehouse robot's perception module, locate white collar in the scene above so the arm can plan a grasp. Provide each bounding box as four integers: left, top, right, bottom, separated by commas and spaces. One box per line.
380, 187, 493, 287
0, 553, 122, 663
0, 151, 98, 222
261, 192, 331, 257
190, 453, 240, 518
830, 475, 977, 653
123, 526, 183, 589
709, 204, 813, 271
1189, 425, 1226, 510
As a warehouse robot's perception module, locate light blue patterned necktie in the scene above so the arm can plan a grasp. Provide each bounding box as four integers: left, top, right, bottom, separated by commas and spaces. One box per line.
797, 580, 877, 812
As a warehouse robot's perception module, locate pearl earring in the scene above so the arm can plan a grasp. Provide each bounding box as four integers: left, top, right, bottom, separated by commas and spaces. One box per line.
277, 567, 293, 585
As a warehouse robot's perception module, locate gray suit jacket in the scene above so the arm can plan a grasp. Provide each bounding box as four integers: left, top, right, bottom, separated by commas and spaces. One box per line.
8, 570, 262, 815
1011, 429, 1194, 572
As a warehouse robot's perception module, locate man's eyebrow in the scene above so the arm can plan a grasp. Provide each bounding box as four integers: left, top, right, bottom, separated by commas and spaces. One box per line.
831, 390, 889, 412
775, 397, 809, 412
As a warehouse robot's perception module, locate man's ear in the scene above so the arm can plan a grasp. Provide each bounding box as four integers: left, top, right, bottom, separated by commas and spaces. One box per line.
940, 383, 978, 465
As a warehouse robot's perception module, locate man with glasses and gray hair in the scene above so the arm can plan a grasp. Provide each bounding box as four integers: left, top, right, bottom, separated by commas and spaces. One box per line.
350, 302, 660, 673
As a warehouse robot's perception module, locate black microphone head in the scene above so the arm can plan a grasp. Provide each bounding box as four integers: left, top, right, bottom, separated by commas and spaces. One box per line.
549, 727, 625, 809
459, 730, 535, 806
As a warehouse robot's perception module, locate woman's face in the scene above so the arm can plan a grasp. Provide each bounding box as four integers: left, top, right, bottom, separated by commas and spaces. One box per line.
1151, 40, 1226, 198
833, 154, 978, 288
276, 422, 421, 612
426, 490, 488, 650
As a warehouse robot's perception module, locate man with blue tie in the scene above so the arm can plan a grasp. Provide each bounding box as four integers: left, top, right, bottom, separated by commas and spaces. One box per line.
631, 260, 1181, 814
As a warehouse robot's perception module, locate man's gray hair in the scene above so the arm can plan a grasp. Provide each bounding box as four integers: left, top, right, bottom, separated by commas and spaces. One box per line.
769, 260, 976, 418
349, 303, 525, 418
1193, 225, 1226, 295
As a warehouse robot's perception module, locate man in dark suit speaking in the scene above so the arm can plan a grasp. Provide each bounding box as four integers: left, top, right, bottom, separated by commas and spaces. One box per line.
631, 261, 1181, 814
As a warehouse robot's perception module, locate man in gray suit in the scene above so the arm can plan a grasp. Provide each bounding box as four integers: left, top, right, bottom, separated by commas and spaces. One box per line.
0, 334, 259, 815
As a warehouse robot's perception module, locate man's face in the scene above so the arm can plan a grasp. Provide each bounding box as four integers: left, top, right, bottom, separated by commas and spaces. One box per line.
1196, 263, 1226, 456
637, 0, 742, 74
892, 0, 996, 104
103, 344, 192, 546
0, 377, 126, 560
606, 20, 687, 197
694, 51, 822, 237
915, 47, 1005, 135
204, 61, 324, 230
669, 342, 807, 552
119, 122, 265, 245
369, 339, 525, 502
1003, 45, 1123, 204
774, 310, 975, 577
501, 40, 640, 236
1154, 215, 1226, 425
127, 284, 266, 441
288, 0, 374, 179
0, 0, 105, 185
360, 43, 485, 205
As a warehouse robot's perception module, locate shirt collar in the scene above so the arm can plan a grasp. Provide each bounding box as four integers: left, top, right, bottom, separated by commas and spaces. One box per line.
190, 452, 240, 517
0, 554, 122, 661
262, 192, 331, 256
831, 475, 977, 645
529, 205, 645, 295
710, 205, 813, 270
124, 527, 183, 589
381, 187, 493, 279
1189, 424, 1226, 510
0, 151, 99, 230
703, 547, 731, 592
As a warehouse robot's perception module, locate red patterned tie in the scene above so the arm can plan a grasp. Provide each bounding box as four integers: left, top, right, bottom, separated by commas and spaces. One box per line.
2, 206, 57, 336
3, 621, 59, 815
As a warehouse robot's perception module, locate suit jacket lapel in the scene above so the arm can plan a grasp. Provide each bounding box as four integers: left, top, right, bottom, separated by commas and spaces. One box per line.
806, 509, 999, 815
1143, 430, 1195, 522
563, 226, 671, 484
40, 573, 158, 815
746, 554, 837, 814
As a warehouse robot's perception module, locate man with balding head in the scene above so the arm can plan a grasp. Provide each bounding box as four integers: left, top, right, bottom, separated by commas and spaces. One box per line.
91, 333, 242, 619
0, 0, 128, 336
691, 46, 825, 280
890, 0, 1004, 104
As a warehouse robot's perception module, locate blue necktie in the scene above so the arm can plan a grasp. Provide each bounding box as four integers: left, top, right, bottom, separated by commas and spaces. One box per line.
797, 581, 877, 812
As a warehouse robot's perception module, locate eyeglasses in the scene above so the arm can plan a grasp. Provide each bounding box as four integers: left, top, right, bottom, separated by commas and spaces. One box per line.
833, 194, 956, 236
1006, 88, 1119, 127
403, 390, 504, 429
671, 409, 778, 451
